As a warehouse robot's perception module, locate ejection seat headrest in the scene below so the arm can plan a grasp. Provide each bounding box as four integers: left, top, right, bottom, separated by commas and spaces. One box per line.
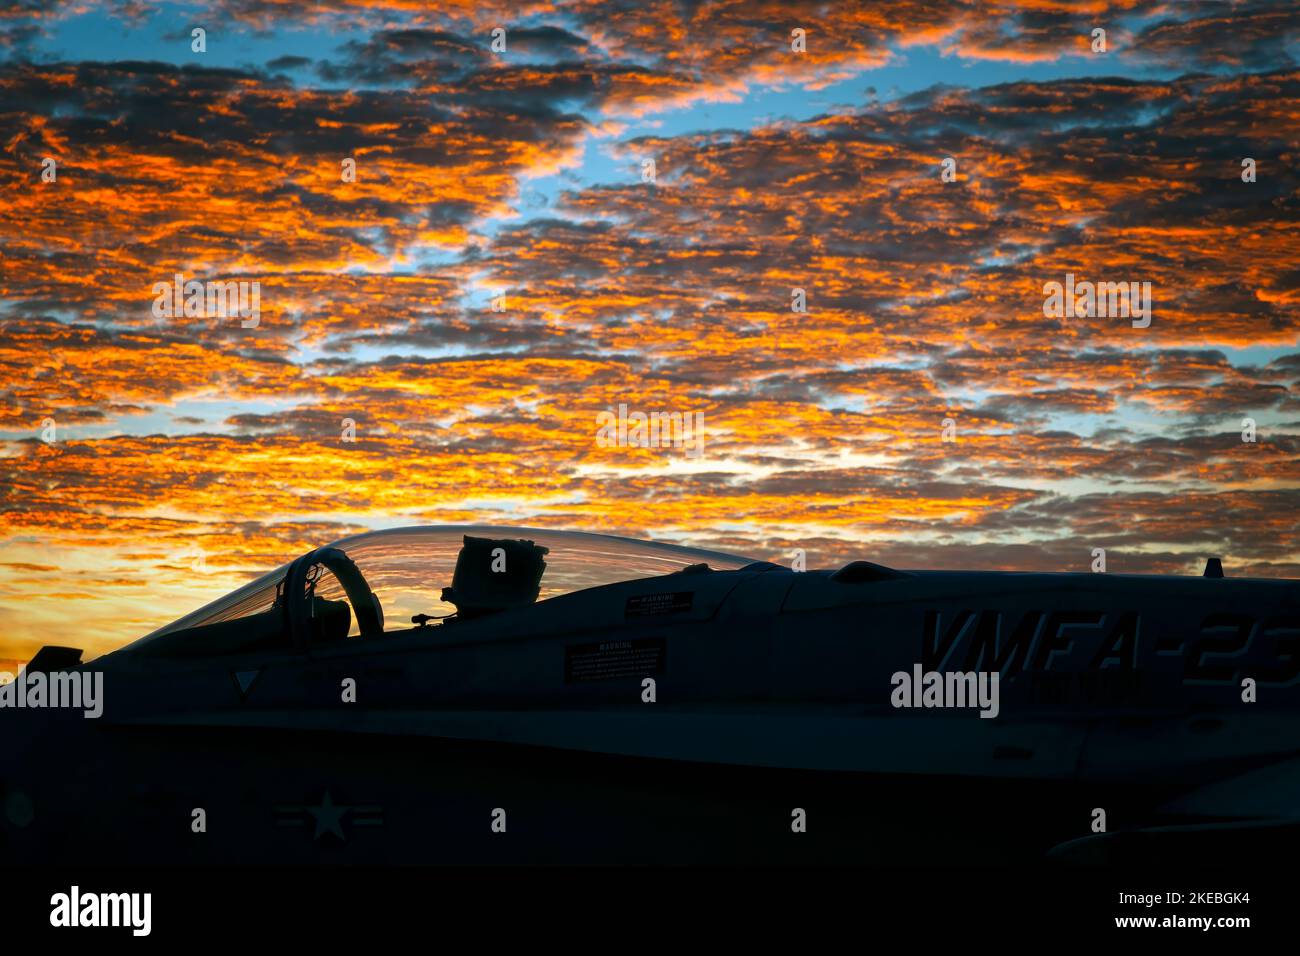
440, 535, 549, 619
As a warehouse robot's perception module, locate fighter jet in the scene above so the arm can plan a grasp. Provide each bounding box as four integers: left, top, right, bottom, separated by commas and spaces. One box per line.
2, 525, 1297, 865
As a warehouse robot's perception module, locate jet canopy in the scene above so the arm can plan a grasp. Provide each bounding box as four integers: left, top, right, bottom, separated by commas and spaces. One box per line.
123, 526, 756, 657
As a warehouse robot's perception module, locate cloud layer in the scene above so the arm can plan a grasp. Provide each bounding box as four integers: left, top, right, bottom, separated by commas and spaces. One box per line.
1, 0, 1297, 665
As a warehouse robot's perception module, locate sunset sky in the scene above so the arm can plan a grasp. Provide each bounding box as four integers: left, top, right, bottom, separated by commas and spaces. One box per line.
1, 0, 1298, 668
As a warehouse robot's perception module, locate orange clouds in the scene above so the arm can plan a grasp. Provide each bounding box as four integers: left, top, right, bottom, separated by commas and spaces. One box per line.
1, 3, 1298, 667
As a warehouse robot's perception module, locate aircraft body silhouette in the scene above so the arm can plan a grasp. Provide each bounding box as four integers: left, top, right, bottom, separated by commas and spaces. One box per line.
3, 526, 1297, 865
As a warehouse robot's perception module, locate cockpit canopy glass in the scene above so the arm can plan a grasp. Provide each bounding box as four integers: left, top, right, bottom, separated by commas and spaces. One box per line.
134, 526, 756, 646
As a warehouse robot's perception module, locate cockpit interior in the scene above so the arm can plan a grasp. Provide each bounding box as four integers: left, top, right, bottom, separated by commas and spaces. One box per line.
123, 527, 755, 660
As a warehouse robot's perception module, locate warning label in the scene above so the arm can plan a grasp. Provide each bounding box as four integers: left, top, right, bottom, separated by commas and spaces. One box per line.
565, 638, 667, 683
624, 591, 693, 619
